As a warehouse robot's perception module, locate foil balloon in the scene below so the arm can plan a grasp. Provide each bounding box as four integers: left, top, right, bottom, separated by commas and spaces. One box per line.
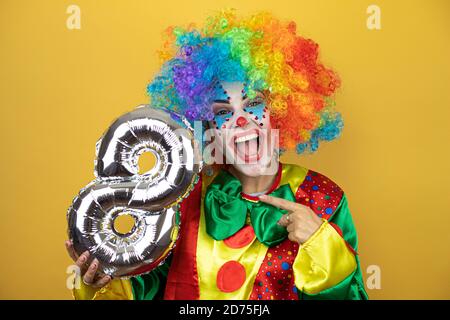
67, 105, 202, 278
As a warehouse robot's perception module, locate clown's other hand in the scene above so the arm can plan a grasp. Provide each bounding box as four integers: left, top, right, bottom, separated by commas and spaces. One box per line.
258, 194, 323, 245
65, 240, 112, 288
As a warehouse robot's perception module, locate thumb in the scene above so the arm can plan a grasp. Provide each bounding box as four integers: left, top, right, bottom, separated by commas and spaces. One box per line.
277, 214, 290, 227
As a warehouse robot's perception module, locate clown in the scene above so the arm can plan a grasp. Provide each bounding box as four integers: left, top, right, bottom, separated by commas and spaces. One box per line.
66, 10, 368, 300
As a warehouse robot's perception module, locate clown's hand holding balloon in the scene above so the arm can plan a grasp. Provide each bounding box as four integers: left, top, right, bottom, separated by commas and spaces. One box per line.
66, 106, 202, 289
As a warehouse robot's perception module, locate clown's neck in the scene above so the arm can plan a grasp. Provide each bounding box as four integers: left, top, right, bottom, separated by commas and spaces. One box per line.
228, 164, 278, 195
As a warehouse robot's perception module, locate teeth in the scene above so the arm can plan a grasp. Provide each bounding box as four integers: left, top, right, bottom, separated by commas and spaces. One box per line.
235, 133, 258, 143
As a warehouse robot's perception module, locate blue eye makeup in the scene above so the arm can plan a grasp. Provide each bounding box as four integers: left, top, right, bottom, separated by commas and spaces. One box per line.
212, 82, 233, 129
212, 82, 231, 102
243, 100, 267, 127
211, 83, 268, 130
213, 100, 267, 130
213, 109, 233, 130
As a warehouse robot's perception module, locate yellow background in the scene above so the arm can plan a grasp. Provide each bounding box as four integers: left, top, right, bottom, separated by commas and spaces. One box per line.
1, 0, 449, 299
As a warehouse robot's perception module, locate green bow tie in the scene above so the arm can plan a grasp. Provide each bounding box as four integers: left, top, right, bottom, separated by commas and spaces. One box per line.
204, 169, 295, 247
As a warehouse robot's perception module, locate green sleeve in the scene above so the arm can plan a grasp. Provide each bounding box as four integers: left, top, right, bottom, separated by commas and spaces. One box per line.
130, 254, 172, 300
299, 194, 369, 300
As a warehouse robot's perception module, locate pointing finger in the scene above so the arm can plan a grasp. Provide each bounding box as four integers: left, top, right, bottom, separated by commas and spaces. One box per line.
259, 194, 297, 212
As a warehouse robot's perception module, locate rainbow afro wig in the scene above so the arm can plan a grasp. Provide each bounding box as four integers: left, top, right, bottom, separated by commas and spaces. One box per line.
147, 9, 343, 154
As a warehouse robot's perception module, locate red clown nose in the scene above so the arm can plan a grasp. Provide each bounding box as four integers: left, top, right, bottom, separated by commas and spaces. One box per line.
236, 116, 248, 127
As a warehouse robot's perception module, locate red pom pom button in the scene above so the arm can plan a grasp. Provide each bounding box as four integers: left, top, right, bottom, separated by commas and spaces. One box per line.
216, 261, 246, 293
223, 225, 256, 249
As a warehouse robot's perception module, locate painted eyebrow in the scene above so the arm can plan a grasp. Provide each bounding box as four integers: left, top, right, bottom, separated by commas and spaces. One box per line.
213, 99, 230, 104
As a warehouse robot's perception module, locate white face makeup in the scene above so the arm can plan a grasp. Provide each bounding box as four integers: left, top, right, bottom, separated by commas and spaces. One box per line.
207, 81, 279, 177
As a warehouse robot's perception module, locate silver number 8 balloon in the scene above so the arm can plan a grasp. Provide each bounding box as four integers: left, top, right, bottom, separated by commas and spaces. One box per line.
67, 105, 202, 278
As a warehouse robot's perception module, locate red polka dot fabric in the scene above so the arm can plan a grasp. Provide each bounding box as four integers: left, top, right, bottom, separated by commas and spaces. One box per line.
250, 238, 299, 300
295, 170, 343, 220
249, 169, 344, 300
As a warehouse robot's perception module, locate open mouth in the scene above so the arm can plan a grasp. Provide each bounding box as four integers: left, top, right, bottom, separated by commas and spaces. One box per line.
230, 129, 263, 163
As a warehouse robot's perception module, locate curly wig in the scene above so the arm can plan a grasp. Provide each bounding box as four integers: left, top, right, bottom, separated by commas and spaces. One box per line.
147, 9, 343, 154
